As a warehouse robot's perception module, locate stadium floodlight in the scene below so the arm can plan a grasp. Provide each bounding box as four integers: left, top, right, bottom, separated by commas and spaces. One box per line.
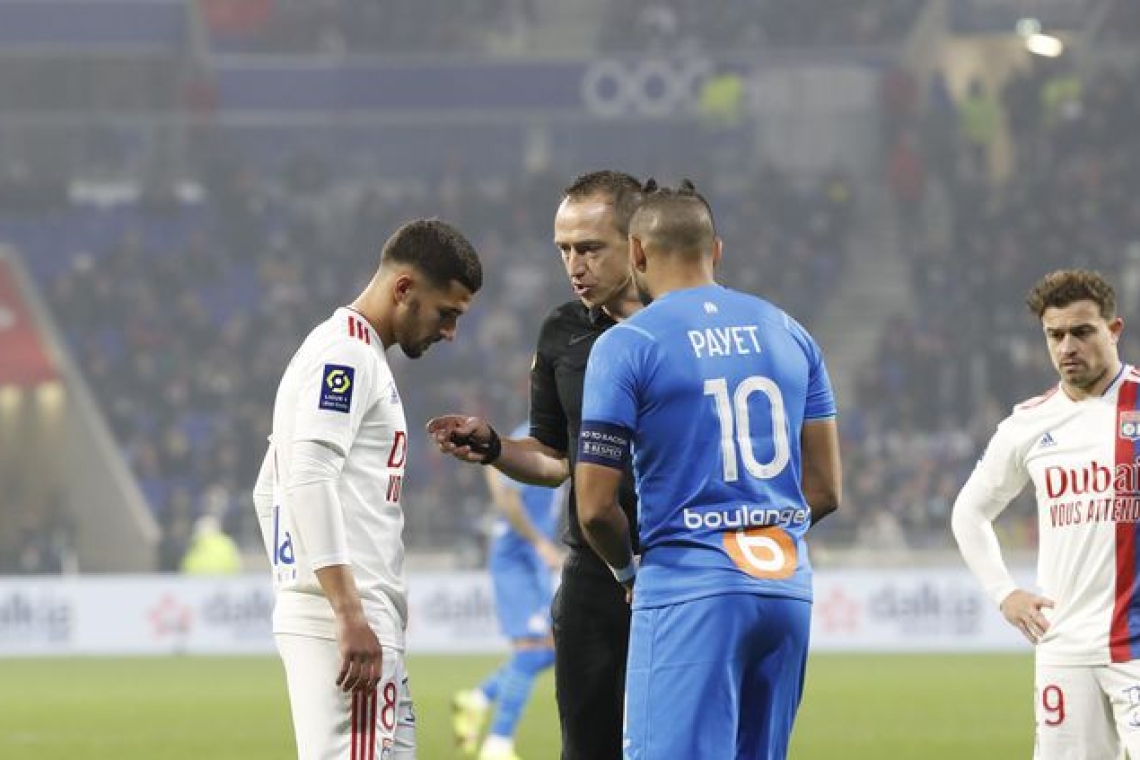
1025, 32, 1065, 57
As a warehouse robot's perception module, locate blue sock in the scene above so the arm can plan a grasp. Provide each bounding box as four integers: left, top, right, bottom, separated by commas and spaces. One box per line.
478, 666, 505, 702
488, 648, 555, 738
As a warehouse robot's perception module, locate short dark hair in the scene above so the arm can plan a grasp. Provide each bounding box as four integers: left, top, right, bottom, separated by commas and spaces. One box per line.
563, 170, 644, 236
1026, 269, 1116, 320
381, 218, 482, 293
630, 178, 717, 254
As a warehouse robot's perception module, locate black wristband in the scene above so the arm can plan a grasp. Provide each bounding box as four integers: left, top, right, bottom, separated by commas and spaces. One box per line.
472, 425, 502, 465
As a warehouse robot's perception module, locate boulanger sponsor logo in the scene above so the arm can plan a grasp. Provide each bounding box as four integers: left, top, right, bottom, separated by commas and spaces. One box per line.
581, 57, 713, 117
0, 591, 72, 643
201, 588, 273, 638
868, 582, 981, 635
683, 504, 809, 531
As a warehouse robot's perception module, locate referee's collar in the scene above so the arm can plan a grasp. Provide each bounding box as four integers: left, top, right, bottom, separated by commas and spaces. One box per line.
587, 305, 617, 328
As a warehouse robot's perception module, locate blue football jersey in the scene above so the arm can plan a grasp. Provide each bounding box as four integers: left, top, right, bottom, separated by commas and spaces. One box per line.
488, 424, 561, 562
580, 284, 836, 609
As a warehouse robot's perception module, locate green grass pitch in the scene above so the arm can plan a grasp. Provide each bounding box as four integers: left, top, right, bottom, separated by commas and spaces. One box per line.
0, 652, 1032, 758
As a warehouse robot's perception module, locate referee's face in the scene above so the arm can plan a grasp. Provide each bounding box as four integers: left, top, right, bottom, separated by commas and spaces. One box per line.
554, 195, 633, 311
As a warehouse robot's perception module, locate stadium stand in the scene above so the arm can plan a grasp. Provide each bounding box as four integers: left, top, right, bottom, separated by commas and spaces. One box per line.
828, 54, 1140, 551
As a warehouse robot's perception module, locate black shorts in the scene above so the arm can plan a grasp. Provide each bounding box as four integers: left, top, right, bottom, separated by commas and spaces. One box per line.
551, 548, 632, 760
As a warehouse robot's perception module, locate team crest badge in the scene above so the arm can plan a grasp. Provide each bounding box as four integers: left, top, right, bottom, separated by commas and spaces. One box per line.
1120, 410, 1140, 441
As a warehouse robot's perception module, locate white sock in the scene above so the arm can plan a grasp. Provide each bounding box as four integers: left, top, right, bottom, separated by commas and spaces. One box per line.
481, 734, 513, 753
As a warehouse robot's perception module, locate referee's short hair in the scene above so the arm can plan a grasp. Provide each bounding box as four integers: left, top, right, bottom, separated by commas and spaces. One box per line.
563, 170, 644, 236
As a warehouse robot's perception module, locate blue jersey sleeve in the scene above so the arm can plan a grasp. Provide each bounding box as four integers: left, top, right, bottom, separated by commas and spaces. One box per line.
794, 324, 837, 421
578, 324, 652, 469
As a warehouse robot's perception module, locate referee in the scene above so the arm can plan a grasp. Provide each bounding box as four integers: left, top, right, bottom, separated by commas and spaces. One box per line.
429, 170, 644, 760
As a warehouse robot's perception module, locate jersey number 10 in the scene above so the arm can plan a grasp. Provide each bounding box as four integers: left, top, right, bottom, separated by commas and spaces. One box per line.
704, 376, 790, 482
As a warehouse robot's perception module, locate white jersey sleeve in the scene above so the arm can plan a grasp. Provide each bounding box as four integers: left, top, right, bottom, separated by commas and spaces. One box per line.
289, 338, 381, 457
951, 418, 1030, 608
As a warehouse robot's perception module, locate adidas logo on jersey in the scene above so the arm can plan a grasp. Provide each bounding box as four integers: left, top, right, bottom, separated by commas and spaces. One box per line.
1037, 432, 1057, 448
704, 302, 718, 314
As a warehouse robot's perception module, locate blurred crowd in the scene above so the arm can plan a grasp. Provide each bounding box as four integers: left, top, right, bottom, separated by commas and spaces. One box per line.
0, 154, 852, 566
9, 0, 1140, 570
819, 55, 1140, 552
600, 0, 923, 52
200, 0, 536, 54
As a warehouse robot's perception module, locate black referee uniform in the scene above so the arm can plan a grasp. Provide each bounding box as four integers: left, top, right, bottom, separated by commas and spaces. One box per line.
529, 300, 638, 760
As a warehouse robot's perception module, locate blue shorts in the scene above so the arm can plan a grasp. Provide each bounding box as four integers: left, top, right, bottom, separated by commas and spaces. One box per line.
624, 593, 811, 760
489, 549, 553, 640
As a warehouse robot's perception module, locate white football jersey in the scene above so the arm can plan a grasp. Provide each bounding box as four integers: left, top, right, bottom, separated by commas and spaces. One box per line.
963, 364, 1140, 665
267, 307, 409, 649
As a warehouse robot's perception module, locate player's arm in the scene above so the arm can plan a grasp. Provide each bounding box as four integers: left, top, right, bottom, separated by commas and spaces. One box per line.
575, 327, 640, 593
950, 425, 1051, 644
801, 418, 841, 525
287, 438, 383, 693
576, 459, 635, 592
252, 442, 276, 562
483, 468, 563, 569
426, 415, 569, 486
289, 342, 385, 692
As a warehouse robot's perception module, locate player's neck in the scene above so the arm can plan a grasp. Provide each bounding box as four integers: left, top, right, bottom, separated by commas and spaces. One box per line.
601, 283, 644, 322
651, 272, 715, 300
347, 291, 391, 348
1061, 360, 1124, 401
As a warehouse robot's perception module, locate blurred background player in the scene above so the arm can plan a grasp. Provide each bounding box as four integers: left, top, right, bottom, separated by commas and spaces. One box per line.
952, 269, 1140, 759
452, 424, 564, 760
253, 219, 483, 760
576, 181, 842, 759
428, 170, 645, 760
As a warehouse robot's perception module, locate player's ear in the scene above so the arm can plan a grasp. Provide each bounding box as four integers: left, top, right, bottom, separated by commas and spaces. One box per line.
1109, 316, 1125, 342
630, 235, 648, 273
392, 272, 415, 304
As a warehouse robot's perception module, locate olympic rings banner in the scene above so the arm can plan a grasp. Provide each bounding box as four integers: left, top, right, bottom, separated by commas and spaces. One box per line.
213, 54, 885, 119
0, 567, 1033, 657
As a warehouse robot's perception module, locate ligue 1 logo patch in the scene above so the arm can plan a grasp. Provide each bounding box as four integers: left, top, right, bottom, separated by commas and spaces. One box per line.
1120, 410, 1140, 441
319, 364, 355, 413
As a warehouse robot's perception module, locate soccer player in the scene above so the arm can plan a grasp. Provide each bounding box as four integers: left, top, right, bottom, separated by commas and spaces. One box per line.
427, 170, 645, 760
575, 181, 841, 760
452, 424, 563, 760
252, 219, 482, 760
951, 269, 1140, 759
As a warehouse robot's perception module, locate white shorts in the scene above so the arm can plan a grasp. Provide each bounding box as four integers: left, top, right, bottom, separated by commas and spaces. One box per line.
276, 633, 416, 760
1035, 661, 1140, 760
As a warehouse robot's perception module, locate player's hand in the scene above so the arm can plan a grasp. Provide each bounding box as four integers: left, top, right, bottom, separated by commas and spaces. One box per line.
334, 612, 384, 694
426, 414, 493, 463
999, 589, 1055, 644
536, 539, 566, 572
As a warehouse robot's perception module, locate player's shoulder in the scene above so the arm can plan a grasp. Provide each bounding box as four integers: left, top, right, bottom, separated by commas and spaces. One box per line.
535, 300, 588, 343
541, 300, 587, 327
1012, 385, 1063, 415
303, 310, 383, 366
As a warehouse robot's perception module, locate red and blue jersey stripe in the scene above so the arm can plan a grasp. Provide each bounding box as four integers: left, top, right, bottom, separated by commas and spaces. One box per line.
1111, 377, 1140, 662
